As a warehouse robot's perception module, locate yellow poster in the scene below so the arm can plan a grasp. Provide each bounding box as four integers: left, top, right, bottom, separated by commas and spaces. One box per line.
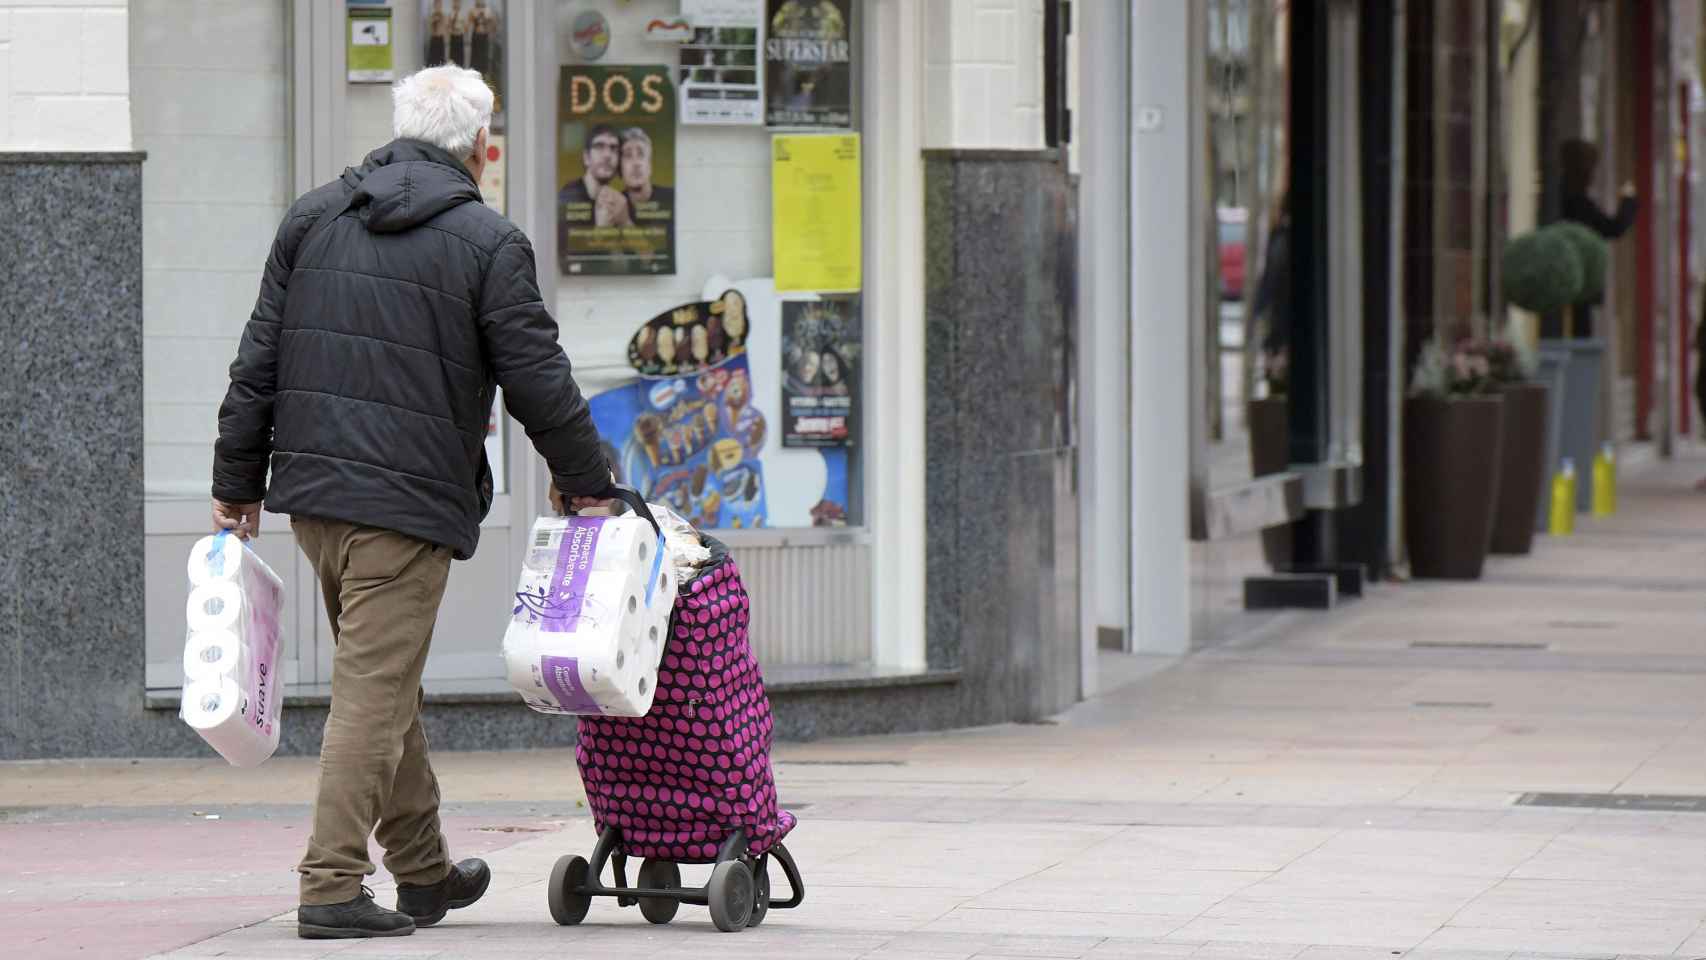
772, 133, 861, 292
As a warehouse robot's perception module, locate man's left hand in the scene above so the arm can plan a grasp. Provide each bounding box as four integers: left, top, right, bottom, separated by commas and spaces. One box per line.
212, 499, 263, 539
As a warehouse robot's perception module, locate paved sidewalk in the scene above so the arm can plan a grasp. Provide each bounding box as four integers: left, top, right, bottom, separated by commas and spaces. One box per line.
7, 450, 1706, 959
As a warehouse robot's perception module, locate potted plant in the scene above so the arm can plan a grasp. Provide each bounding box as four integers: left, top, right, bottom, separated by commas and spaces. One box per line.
1247, 351, 1290, 567
1503, 223, 1606, 515
1463, 336, 1547, 555
1404, 341, 1506, 579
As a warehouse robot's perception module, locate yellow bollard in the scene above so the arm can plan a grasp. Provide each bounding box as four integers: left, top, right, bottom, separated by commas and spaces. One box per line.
1592, 443, 1616, 517
1549, 458, 1576, 537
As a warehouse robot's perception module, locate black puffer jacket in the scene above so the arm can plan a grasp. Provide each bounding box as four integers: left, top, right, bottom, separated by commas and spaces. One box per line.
213, 139, 609, 559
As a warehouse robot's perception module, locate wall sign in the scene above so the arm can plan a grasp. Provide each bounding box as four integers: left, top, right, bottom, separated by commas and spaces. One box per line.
557, 65, 678, 276
764, 0, 852, 128
347, 5, 395, 83
772, 132, 860, 292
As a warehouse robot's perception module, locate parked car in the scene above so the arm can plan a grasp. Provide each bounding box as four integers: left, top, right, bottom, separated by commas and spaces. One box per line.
1217, 206, 1247, 302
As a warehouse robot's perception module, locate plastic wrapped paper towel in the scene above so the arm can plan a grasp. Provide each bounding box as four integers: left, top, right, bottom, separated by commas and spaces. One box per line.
504, 514, 678, 717
650, 502, 713, 581
179, 532, 285, 767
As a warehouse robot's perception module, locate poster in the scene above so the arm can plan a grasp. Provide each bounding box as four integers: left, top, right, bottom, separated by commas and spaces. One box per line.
764, 0, 852, 127
422, 0, 506, 128
679, 0, 764, 125
347, 6, 395, 83
557, 65, 677, 276
479, 132, 506, 214
589, 355, 769, 530
772, 133, 861, 292
628, 291, 751, 378
781, 298, 859, 447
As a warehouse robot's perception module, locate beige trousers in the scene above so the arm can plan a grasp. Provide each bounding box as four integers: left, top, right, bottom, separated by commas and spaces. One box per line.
292, 518, 454, 905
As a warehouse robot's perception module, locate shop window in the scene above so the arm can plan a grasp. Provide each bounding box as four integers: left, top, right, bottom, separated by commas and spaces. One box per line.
551, 0, 866, 534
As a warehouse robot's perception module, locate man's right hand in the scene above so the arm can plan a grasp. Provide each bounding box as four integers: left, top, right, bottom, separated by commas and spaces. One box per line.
549, 473, 617, 516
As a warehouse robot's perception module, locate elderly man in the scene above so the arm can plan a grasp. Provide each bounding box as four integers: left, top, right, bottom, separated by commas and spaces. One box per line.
211, 65, 612, 939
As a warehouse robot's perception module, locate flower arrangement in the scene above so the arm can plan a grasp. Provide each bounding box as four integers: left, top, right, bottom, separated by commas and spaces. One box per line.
1409, 340, 1497, 398
1458, 334, 1538, 386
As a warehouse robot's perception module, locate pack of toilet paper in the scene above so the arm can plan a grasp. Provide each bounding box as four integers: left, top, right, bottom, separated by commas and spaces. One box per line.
179, 532, 286, 767
504, 514, 678, 717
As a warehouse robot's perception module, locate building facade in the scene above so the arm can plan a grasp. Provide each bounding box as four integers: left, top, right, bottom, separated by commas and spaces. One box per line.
1, 0, 1093, 759
11, 0, 1695, 760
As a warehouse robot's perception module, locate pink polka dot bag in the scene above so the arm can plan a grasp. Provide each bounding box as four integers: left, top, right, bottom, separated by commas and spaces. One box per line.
546, 534, 803, 932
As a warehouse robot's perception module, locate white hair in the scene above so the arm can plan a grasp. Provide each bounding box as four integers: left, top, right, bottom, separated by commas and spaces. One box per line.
392, 65, 494, 158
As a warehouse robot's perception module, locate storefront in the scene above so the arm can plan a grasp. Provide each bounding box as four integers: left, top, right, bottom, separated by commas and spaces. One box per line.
111, 0, 1085, 754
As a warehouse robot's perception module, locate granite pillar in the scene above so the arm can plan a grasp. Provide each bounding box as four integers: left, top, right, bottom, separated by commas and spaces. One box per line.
1, 153, 150, 758
922, 150, 1082, 725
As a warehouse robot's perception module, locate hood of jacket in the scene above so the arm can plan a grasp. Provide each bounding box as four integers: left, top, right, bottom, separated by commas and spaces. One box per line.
342, 139, 483, 234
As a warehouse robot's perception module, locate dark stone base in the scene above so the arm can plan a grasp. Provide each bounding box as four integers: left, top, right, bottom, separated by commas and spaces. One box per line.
1244, 574, 1337, 610
1274, 562, 1365, 598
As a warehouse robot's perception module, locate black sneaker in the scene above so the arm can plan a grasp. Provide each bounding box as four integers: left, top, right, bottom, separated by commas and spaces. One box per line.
397, 858, 492, 927
298, 886, 416, 939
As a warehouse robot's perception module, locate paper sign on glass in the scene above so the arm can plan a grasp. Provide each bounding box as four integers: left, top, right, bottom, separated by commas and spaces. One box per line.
772, 133, 861, 293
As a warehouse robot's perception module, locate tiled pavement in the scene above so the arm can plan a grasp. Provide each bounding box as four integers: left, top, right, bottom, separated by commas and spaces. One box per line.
8, 449, 1706, 959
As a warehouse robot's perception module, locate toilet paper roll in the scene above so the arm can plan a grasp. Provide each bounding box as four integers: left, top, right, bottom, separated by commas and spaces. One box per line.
186, 580, 243, 633
540, 569, 647, 634
183, 629, 246, 683
187, 533, 245, 586
502, 614, 662, 718
181, 677, 278, 768
530, 516, 653, 571
589, 519, 656, 574
642, 618, 666, 667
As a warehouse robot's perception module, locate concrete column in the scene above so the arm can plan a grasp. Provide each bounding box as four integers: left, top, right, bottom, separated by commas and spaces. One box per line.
1076, 0, 1131, 678
1127, 0, 1199, 655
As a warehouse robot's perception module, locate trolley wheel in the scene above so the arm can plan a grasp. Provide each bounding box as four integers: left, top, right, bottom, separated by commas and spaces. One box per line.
548, 855, 592, 926
706, 860, 754, 932
636, 859, 682, 925
747, 860, 771, 927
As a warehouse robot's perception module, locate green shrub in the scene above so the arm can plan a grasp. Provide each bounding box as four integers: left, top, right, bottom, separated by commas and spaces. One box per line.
1502, 228, 1583, 314
1545, 221, 1609, 302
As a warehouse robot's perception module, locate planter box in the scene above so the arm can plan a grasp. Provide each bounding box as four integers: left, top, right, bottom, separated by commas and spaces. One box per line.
1537, 338, 1605, 512
1404, 394, 1505, 579
1531, 351, 1568, 531
1490, 382, 1548, 555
